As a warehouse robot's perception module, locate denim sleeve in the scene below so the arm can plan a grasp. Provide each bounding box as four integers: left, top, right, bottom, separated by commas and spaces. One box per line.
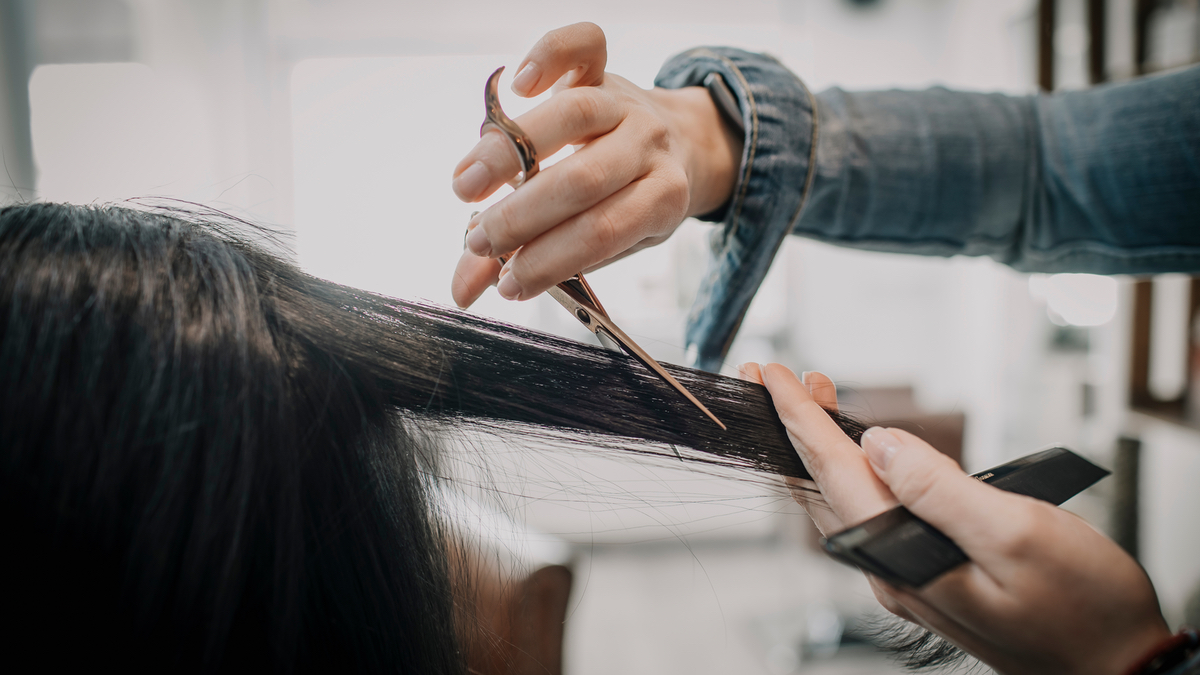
800, 66, 1200, 273
657, 51, 1200, 371
656, 48, 817, 372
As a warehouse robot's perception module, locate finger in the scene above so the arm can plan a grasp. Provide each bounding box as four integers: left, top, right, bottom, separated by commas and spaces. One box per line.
453, 86, 626, 203
907, 560, 1009, 634
736, 362, 838, 526
787, 481, 843, 535
511, 22, 607, 97
860, 427, 1034, 555
787, 371, 840, 526
579, 233, 669, 273
466, 123, 658, 261
736, 362, 764, 384
759, 363, 898, 526
868, 576, 918, 623
873, 578, 1002, 664
877, 576, 1038, 675
451, 250, 501, 308
803, 370, 838, 412
495, 171, 684, 300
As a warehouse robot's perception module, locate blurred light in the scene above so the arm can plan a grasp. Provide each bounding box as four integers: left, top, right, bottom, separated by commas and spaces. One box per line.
1054, 23, 1090, 58
29, 63, 214, 205
1029, 273, 1118, 327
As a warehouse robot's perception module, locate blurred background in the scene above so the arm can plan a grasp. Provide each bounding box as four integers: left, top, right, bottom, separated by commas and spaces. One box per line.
2, 0, 1199, 673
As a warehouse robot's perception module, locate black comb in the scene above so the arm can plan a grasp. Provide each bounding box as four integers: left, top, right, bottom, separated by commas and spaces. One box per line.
822, 447, 1110, 588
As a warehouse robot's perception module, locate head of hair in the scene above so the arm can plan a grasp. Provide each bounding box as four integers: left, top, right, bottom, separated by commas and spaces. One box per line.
0, 202, 883, 670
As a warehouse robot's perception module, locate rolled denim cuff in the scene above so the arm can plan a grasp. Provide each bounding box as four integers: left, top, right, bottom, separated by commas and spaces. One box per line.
656, 49, 817, 372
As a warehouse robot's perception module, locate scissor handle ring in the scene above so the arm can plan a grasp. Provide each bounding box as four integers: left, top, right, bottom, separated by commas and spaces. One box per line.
481, 67, 539, 187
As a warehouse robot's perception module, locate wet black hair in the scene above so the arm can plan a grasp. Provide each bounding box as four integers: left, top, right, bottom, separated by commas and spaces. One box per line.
0, 202, 913, 671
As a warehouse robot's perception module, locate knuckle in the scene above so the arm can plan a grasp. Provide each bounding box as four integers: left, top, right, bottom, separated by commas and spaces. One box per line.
541, 28, 572, 56
570, 158, 610, 204
481, 131, 520, 176
576, 22, 605, 47
889, 465, 941, 514
641, 117, 672, 151
659, 169, 690, 217
562, 89, 606, 137
582, 208, 621, 258
544, 23, 605, 62
487, 202, 518, 251
996, 501, 1048, 557
510, 246, 552, 291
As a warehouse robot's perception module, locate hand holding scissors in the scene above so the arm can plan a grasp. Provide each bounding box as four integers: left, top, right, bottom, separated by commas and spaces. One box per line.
467, 62, 726, 431
450, 23, 743, 310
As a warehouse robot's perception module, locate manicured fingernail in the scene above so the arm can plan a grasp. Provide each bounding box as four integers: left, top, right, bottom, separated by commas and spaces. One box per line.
511, 62, 540, 95
801, 371, 814, 394
465, 225, 491, 257
862, 427, 901, 470
497, 273, 522, 300
454, 161, 489, 201
463, 213, 481, 250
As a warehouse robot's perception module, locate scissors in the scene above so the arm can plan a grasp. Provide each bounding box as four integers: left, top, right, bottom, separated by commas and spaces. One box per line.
477, 66, 726, 431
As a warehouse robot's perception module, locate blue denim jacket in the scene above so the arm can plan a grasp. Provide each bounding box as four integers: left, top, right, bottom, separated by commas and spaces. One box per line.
656, 50, 1200, 372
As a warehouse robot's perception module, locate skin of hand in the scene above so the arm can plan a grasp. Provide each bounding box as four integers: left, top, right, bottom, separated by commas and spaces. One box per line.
450, 22, 744, 308
737, 362, 1173, 675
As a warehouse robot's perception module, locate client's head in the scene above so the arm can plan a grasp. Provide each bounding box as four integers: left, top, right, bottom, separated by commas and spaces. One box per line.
0, 203, 460, 671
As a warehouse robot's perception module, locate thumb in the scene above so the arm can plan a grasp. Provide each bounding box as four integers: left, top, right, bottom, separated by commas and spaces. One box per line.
512, 23, 607, 97
860, 427, 1020, 554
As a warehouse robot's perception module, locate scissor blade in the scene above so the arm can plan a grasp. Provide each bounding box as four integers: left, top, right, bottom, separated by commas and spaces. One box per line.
594, 318, 727, 431
547, 283, 726, 430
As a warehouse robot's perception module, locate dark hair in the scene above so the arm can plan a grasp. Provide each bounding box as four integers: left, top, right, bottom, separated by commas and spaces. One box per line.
0, 202, 867, 670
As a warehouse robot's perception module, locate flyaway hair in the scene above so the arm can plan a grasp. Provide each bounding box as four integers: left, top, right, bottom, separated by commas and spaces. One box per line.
0, 202, 916, 671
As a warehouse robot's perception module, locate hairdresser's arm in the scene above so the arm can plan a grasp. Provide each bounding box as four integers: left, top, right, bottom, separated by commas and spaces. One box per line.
450, 23, 742, 308
790, 67, 1200, 272
739, 363, 1173, 675
669, 60, 1200, 369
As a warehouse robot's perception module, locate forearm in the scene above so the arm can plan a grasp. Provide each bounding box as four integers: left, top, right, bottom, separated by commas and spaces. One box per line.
798, 66, 1200, 273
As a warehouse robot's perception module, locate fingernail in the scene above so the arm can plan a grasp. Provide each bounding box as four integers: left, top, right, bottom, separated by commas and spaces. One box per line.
862, 427, 901, 470
497, 273, 522, 300
498, 258, 512, 278
511, 62, 540, 95
735, 364, 748, 378
463, 213, 481, 250
454, 161, 489, 201
465, 225, 492, 257
801, 371, 814, 394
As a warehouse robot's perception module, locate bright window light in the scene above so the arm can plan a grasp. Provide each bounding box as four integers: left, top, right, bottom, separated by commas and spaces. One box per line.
1029, 273, 1118, 327
29, 63, 213, 204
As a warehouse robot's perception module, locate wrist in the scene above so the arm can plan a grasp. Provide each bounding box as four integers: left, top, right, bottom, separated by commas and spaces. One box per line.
650, 85, 743, 218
